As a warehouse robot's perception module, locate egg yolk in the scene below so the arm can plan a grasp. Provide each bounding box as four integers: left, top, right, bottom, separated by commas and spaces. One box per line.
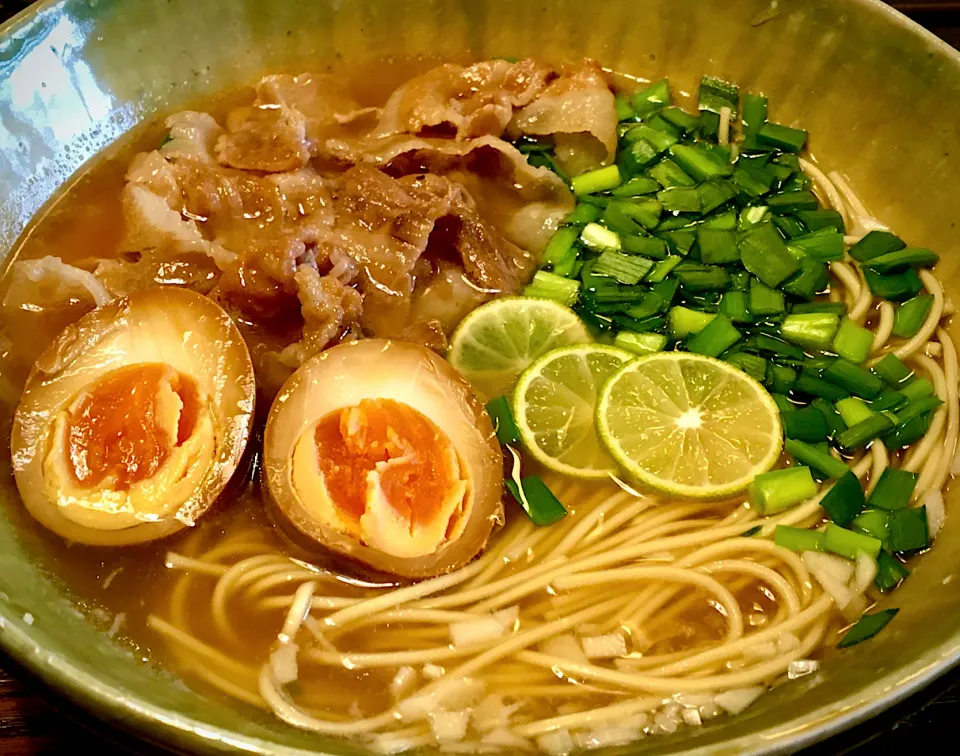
65, 363, 199, 490
313, 398, 458, 529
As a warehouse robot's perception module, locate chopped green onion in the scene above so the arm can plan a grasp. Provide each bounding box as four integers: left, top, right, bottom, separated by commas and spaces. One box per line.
579, 194, 610, 209
741, 93, 767, 134
767, 190, 819, 214
823, 359, 884, 399
886, 506, 929, 553
658, 187, 701, 213
612, 313, 666, 332
571, 165, 622, 196
863, 247, 939, 274
884, 411, 934, 450
669, 143, 732, 181
648, 159, 695, 188
686, 314, 741, 357
756, 121, 808, 153
542, 227, 580, 271
780, 312, 840, 350
739, 223, 800, 287
701, 210, 737, 232
617, 199, 662, 230
615, 94, 635, 122
892, 295, 934, 338
812, 398, 847, 438
793, 370, 850, 402
673, 262, 731, 291
772, 393, 797, 414
485, 396, 521, 445
659, 106, 699, 133
505, 475, 568, 526
782, 258, 829, 300
894, 396, 943, 428
623, 124, 678, 153
630, 78, 671, 118
868, 389, 907, 413
565, 204, 603, 226
767, 363, 798, 393
614, 331, 667, 355
698, 229, 740, 265
831, 318, 874, 365
698, 75, 739, 116
719, 290, 750, 323
742, 334, 805, 360
783, 405, 830, 442
823, 523, 882, 560
863, 268, 923, 301
602, 202, 645, 236
784, 438, 850, 480
611, 177, 661, 197
837, 608, 899, 649
874, 552, 909, 592
819, 471, 866, 526
749, 467, 818, 515
774, 525, 825, 553
733, 162, 777, 198
668, 306, 716, 339
524, 271, 581, 306
835, 397, 875, 427
867, 468, 918, 511
725, 352, 767, 382
619, 138, 660, 176
836, 413, 895, 451
898, 376, 933, 402
698, 179, 738, 214
787, 229, 845, 261
797, 209, 845, 233
872, 353, 914, 387
647, 255, 683, 283
848, 231, 906, 263
852, 508, 889, 542
749, 279, 786, 316
773, 214, 808, 239
739, 205, 770, 229
622, 235, 669, 259
581, 223, 622, 251
592, 250, 654, 285
791, 301, 846, 316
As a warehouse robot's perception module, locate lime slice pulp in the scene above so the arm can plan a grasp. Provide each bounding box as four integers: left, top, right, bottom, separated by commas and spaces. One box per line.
513, 344, 634, 479
596, 352, 782, 499
447, 297, 591, 400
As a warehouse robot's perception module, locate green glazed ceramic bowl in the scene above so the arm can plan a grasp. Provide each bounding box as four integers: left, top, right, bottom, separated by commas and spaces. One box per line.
1, 0, 959, 753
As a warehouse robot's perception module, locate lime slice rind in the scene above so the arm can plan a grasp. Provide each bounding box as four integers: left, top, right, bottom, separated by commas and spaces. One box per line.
597, 352, 782, 500
513, 344, 633, 480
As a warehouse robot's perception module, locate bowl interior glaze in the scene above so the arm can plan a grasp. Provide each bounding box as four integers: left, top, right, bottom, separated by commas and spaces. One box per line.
0, 0, 959, 754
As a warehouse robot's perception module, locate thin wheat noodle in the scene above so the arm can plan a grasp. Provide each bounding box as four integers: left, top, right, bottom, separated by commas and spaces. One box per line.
930, 329, 960, 492
872, 302, 895, 352
830, 262, 863, 312
866, 442, 889, 497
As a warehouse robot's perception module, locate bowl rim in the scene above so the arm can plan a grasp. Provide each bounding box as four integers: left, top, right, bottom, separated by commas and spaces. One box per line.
0, 0, 959, 754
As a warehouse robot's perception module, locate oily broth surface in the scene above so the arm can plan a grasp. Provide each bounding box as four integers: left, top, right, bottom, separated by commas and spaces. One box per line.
0, 59, 800, 728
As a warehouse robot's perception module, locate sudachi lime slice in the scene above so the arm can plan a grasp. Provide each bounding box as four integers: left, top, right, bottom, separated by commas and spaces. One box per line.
596, 352, 782, 499
447, 297, 592, 400
513, 344, 633, 479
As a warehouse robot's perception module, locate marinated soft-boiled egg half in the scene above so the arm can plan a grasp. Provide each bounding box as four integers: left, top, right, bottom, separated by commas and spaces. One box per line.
11, 287, 255, 545
263, 339, 504, 579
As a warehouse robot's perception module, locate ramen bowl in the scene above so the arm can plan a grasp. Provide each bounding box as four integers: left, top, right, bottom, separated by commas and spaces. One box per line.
0, 0, 959, 753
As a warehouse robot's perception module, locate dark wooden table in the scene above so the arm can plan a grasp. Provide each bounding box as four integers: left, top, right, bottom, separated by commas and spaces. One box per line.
1, 0, 959, 753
